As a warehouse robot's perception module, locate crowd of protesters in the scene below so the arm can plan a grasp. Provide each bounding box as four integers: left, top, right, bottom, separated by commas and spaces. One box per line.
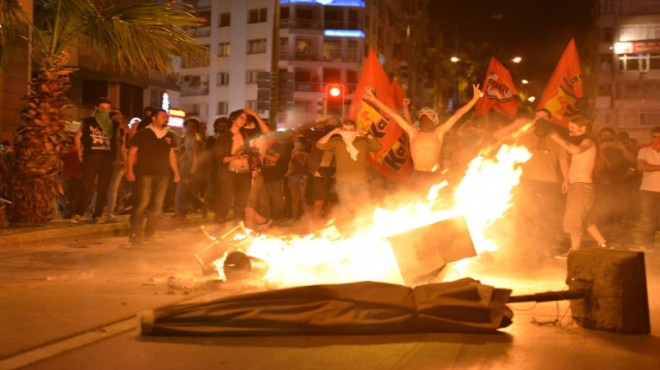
0, 95, 657, 252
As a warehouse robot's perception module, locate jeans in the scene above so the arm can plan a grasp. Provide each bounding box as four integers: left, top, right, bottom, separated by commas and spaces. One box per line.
130, 175, 169, 238
639, 190, 660, 247
258, 178, 285, 220
74, 153, 113, 218
104, 163, 125, 216
175, 159, 191, 214
215, 171, 251, 223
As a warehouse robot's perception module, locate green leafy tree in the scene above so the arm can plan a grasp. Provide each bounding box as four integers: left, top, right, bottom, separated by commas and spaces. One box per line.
0, 0, 206, 223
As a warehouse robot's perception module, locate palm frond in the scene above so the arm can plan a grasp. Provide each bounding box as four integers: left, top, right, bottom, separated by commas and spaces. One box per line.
81, 0, 208, 75
0, 0, 30, 65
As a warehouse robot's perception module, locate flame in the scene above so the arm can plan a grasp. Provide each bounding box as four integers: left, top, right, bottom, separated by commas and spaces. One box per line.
212, 143, 531, 288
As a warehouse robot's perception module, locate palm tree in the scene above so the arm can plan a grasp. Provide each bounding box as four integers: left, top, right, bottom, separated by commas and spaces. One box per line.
0, 0, 207, 223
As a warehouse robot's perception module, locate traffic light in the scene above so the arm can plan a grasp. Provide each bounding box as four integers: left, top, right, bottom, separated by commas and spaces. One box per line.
278, 71, 294, 111
324, 83, 345, 117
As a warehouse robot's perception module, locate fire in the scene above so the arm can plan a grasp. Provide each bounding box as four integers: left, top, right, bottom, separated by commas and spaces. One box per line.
211, 143, 531, 288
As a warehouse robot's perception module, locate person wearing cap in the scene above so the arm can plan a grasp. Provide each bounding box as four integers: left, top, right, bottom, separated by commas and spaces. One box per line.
316, 118, 382, 227
363, 84, 482, 193
548, 115, 608, 258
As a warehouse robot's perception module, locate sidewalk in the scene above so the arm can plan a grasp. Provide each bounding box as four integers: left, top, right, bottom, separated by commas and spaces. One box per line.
0, 212, 208, 246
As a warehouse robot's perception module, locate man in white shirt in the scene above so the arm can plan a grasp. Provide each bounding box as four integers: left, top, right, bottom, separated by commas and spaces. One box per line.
631, 126, 660, 252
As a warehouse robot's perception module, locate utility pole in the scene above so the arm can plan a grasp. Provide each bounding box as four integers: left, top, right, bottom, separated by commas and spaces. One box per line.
269, 0, 280, 127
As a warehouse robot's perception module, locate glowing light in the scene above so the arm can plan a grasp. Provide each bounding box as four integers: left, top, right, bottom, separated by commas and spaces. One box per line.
450, 56, 460, 63
161, 92, 170, 111
614, 42, 633, 54
527, 96, 536, 103
323, 29, 365, 38
280, 0, 366, 7
329, 86, 341, 97
521, 79, 529, 85
511, 56, 522, 63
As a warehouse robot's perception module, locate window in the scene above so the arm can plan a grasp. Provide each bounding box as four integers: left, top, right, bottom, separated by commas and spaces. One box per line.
618, 54, 650, 72
323, 39, 341, 61
217, 72, 229, 86
324, 7, 342, 29
600, 55, 613, 71
219, 13, 230, 27
218, 42, 231, 57
247, 38, 267, 54
246, 70, 263, 84
248, 8, 268, 24
217, 101, 228, 115
602, 0, 614, 14
323, 68, 340, 83
181, 44, 209, 68
246, 100, 259, 111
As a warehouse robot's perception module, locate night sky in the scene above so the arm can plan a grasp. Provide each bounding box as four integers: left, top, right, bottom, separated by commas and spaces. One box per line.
429, 0, 596, 96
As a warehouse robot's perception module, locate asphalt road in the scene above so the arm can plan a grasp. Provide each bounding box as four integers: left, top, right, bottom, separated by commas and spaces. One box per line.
1, 222, 659, 370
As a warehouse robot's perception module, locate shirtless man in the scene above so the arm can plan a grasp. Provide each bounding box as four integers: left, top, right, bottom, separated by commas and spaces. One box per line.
549, 115, 608, 258
363, 84, 482, 192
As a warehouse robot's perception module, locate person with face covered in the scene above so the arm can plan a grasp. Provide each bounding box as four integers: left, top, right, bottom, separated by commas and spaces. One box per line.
363, 84, 482, 193
492, 109, 570, 259
71, 97, 120, 224
549, 115, 608, 258
316, 118, 382, 227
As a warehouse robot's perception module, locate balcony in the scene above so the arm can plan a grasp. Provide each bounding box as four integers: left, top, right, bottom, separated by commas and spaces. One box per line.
619, 0, 660, 15
280, 18, 360, 31
281, 18, 322, 30
280, 46, 360, 63
186, 27, 211, 38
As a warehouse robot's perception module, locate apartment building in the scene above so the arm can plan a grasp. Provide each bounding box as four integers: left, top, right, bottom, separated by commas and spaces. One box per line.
180, 0, 433, 130
596, 0, 660, 139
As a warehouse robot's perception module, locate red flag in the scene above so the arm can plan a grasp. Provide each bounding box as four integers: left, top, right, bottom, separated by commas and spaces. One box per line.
536, 39, 583, 127
475, 57, 519, 118
348, 49, 412, 181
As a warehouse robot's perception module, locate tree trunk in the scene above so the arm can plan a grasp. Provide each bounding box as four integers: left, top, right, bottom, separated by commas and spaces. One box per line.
9, 54, 73, 224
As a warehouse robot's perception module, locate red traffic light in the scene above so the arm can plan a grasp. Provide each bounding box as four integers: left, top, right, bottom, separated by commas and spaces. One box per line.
329, 86, 341, 97
324, 83, 345, 117
326, 83, 344, 98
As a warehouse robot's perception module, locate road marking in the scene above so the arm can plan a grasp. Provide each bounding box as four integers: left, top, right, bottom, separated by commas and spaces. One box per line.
0, 318, 136, 370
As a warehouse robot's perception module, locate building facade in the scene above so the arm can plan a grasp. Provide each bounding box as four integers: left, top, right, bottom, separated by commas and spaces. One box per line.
596, 0, 660, 139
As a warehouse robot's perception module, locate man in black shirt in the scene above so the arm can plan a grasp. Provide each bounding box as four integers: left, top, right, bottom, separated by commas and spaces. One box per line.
126, 109, 180, 244
71, 97, 120, 224
259, 131, 292, 221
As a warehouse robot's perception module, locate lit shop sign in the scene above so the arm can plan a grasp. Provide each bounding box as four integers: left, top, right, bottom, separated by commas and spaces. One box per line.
168, 108, 186, 128
280, 0, 365, 7
323, 29, 365, 38
614, 40, 660, 54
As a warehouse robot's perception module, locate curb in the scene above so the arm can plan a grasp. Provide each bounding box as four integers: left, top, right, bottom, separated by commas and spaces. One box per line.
0, 214, 209, 247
